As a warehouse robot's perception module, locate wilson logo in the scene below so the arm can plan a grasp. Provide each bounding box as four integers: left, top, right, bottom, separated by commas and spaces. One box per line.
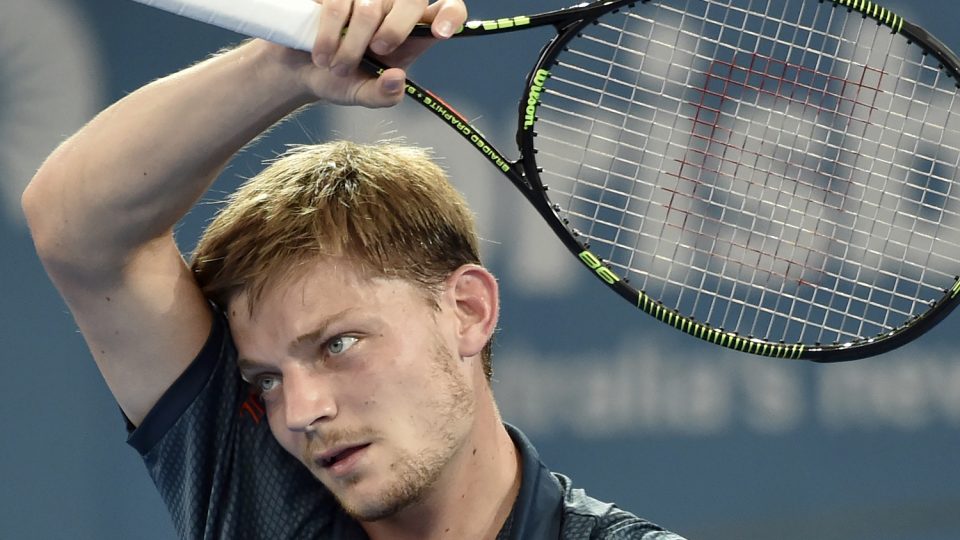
524, 69, 550, 129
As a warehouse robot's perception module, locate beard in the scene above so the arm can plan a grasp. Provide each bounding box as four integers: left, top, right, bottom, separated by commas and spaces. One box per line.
304, 336, 474, 522
339, 440, 448, 521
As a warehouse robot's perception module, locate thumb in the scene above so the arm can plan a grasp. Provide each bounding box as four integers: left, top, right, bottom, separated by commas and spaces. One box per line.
353, 67, 407, 108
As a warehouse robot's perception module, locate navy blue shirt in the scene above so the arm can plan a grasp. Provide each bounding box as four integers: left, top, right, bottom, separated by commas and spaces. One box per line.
128, 310, 685, 539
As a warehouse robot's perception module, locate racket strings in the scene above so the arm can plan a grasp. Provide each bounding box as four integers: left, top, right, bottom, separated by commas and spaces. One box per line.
532, 0, 960, 346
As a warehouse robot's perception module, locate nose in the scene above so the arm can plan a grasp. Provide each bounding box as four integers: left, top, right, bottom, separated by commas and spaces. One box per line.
282, 367, 338, 432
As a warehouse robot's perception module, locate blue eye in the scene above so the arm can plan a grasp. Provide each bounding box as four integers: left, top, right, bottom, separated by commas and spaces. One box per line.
328, 336, 358, 355
255, 374, 281, 394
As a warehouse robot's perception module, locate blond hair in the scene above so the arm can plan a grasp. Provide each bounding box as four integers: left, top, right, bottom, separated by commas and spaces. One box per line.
191, 141, 492, 378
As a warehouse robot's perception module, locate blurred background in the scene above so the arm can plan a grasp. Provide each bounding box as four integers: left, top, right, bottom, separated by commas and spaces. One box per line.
2, 0, 959, 538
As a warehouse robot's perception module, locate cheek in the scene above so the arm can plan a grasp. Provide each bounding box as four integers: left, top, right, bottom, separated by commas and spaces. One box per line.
359, 374, 421, 425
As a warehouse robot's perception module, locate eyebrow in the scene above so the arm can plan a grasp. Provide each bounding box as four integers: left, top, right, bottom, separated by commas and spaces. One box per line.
291, 325, 333, 350
236, 356, 270, 376
236, 308, 360, 374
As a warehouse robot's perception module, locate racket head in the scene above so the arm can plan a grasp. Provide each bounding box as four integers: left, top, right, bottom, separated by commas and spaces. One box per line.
515, 0, 960, 361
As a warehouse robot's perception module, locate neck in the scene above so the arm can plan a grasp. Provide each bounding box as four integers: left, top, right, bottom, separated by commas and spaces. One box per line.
362, 388, 521, 540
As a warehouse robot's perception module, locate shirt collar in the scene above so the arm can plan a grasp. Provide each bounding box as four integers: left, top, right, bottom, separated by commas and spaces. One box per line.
501, 423, 564, 540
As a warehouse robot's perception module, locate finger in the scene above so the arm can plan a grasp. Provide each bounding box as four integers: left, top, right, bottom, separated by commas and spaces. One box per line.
422, 0, 467, 39
312, 0, 352, 68
369, 0, 427, 56
371, 0, 464, 68
331, 0, 388, 76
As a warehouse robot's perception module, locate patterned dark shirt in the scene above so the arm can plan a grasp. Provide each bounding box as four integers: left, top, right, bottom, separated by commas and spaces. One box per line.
127, 310, 686, 539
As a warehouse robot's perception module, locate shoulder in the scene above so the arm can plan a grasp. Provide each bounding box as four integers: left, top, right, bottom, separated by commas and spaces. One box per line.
555, 473, 687, 540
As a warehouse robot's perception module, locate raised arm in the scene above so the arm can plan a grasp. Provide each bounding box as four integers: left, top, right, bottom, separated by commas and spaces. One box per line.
21, 0, 467, 426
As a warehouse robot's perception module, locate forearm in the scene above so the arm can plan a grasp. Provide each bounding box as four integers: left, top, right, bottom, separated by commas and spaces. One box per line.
23, 40, 313, 274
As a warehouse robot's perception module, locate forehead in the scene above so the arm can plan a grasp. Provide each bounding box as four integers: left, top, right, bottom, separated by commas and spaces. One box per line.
230, 259, 358, 318
227, 257, 435, 327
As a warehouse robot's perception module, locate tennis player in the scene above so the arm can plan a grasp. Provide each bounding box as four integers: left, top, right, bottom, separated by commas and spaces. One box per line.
23, 0, 685, 538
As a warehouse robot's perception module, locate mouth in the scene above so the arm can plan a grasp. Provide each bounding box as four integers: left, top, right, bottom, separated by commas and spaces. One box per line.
317, 443, 372, 473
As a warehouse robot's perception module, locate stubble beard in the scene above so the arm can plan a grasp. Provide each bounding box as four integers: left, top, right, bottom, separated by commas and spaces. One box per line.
328, 337, 475, 522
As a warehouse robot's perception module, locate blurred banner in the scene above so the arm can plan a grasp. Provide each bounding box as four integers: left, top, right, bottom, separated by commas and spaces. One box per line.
2, 1, 958, 539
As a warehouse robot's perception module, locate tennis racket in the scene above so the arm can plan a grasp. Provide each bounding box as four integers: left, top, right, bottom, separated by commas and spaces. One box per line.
132, 0, 960, 362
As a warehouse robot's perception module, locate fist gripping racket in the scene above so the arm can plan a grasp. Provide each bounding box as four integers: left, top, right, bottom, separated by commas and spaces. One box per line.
132, 0, 960, 361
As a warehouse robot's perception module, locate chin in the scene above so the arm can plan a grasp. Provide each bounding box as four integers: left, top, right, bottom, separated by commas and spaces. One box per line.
336, 485, 421, 523
340, 498, 406, 523
335, 468, 437, 523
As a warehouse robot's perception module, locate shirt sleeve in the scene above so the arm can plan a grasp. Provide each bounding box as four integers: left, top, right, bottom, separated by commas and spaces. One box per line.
126, 307, 339, 540
555, 474, 687, 540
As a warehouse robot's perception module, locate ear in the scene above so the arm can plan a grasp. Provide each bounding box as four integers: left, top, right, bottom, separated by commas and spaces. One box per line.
443, 264, 499, 359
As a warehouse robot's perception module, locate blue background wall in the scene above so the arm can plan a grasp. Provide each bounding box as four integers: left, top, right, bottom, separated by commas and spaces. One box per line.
2, 1, 958, 538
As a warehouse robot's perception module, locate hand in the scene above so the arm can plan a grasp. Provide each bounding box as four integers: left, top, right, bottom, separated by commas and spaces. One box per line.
313, 0, 464, 73
263, 0, 467, 108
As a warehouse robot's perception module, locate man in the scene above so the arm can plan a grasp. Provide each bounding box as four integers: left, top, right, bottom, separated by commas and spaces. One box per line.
23, 0, 685, 538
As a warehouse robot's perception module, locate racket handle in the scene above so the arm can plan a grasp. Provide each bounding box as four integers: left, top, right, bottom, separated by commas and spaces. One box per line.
132, 0, 321, 52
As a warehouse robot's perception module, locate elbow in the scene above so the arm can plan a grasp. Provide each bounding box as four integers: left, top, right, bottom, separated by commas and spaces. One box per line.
22, 170, 54, 247
21, 172, 48, 232
22, 163, 74, 267
20, 168, 57, 250
23, 136, 83, 243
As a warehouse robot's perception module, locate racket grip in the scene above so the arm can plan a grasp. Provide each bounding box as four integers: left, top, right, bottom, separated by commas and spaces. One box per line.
131, 0, 321, 52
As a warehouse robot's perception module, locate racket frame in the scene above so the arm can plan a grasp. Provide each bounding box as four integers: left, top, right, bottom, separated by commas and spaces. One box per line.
502, 0, 960, 361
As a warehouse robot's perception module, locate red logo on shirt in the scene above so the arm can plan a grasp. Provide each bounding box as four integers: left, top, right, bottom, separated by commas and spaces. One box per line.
240, 391, 265, 424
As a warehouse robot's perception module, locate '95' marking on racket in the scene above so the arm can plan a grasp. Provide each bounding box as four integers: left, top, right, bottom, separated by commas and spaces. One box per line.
578, 250, 620, 285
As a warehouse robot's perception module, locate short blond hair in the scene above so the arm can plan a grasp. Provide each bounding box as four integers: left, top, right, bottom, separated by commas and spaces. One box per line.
191, 141, 492, 378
